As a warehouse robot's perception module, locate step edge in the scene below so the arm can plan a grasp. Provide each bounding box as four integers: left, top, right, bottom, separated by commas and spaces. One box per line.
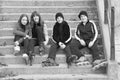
2, 74, 108, 80
1, 6, 97, 8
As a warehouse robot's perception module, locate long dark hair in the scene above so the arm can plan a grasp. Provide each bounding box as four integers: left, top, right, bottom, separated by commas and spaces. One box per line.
30, 11, 44, 27
18, 14, 29, 30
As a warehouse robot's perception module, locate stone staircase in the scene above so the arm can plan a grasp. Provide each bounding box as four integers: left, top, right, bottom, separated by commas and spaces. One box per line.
0, 0, 107, 80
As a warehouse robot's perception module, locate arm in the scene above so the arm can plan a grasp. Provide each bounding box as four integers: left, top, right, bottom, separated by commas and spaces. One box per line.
74, 25, 86, 46
90, 20, 98, 43
43, 24, 49, 45
64, 23, 72, 44
52, 23, 59, 43
75, 26, 81, 42
13, 25, 27, 37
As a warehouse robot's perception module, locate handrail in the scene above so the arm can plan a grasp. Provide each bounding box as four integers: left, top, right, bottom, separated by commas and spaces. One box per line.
110, 7, 115, 60
104, 0, 111, 34
96, 0, 111, 61
104, 0, 115, 61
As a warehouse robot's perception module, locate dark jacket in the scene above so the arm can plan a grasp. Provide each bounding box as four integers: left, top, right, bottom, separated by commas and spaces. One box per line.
30, 11, 45, 42
76, 20, 95, 44
52, 21, 71, 45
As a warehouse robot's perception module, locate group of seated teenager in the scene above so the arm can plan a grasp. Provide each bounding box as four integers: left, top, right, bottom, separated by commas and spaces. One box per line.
13, 11, 105, 68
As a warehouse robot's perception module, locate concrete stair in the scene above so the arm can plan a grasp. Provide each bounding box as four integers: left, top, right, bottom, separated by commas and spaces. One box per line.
0, 0, 107, 80
0, 0, 96, 6
1, 74, 107, 80
0, 13, 98, 21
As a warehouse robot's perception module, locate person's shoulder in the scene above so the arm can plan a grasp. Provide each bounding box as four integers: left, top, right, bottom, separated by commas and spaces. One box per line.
78, 21, 82, 26
15, 23, 22, 30
89, 20, 95, 25
63, 20, 69, 24
26, 24, 31, 29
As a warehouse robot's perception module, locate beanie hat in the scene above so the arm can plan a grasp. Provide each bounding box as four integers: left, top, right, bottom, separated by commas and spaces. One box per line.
55, 12, 64, 20
78, 11, 88, 19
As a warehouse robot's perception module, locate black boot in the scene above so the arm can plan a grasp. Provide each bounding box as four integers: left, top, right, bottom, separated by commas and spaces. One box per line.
42, 58, 59, 67
66, 55, 77, 68
29, 51, 35, 66
39, 43, 45, 56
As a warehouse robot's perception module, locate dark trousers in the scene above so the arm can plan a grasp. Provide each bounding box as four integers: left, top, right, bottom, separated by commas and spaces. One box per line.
23, 38, 36, 56
33, 27, 45, 46
48, 41, 72, 60
70, 39, 100, 61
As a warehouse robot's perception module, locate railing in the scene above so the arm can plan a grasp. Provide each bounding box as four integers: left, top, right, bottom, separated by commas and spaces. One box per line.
104, 0, 111, 33
104, 0, 115, 61
110, 7, 115, 61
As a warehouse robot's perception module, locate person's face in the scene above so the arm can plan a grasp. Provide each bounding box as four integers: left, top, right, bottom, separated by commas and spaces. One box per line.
57, 17, 63, 23
21, 16, 28, 25
80, 15, 88, 23
33, 15, 39, 23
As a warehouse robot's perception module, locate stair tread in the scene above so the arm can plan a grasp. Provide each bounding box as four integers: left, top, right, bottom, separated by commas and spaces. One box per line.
1, 64, 92, 68
1, 0, 95, 1
2, 74, 107, 80
0, 13, 89, 16
0, 54, 65, 58
0, 36, 14, 39
0, 20, 98, 22
1, 6, 96, 8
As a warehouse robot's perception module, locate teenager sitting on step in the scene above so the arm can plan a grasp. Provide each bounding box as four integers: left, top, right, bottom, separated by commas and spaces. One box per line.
70, 11, 106, 67
42, 12, 77, 67
13, 14, 35, 66
30, 11, 49, 55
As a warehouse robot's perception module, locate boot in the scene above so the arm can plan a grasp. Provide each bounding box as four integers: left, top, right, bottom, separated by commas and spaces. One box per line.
39, 43, 45, 56
66, 55, 77, 68
29, 51, 35, 66
42, 58, 59, 67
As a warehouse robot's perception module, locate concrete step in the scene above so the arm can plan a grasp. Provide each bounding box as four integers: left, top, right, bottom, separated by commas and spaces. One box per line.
0, 54, 93, 64
0, 54, 66, 64
0, 13, 98, 21
0, 44, 103, 55
0, 45, 14, 55
0, 36, 14, 45
0, 31, 103, 45
1, 74, 107, 80
0, 64, 106, 75
0, 21, 99, 29
0, 0, 96, 6
0, 26, 101, 37
0, 6, 97, 13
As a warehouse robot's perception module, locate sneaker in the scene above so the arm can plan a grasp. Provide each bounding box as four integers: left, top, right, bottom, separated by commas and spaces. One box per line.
22, 53, 29, 65
93, 59, 106, 66
76, 56, 87, 62
92, 60, 108, 71
14, 46, 20, 55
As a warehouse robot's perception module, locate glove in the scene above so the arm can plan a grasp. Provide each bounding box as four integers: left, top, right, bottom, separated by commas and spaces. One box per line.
59, 42, 66, 49
80, 39, 86, 46
14, 41, 19, 46
88, 41, 94, 48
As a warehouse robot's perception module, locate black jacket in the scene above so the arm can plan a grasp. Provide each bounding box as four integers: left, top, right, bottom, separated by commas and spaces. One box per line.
52, 21, 71, 44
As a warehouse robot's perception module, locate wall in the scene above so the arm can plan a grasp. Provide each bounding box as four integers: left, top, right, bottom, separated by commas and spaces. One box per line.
111, 0, 120, 62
